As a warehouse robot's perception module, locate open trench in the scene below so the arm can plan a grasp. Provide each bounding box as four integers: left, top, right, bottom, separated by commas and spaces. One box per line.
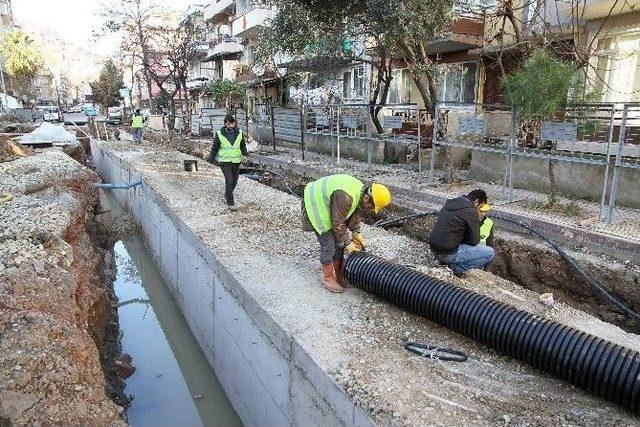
236, 161, 640, 333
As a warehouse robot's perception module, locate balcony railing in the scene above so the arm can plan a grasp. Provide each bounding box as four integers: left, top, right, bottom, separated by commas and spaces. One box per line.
208, 35, 244, 58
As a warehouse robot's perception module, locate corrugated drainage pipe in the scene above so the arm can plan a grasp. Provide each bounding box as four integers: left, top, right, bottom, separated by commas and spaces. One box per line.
343, 252, 640, 413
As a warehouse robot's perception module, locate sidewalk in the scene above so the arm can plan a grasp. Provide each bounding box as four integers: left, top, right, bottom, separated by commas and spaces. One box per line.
241, 145, 640, 263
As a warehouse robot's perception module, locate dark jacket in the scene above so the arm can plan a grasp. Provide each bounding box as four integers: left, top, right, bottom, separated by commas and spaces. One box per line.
209, 126, 248, 162
301, 190, 361, 245
429, 196, 480, 254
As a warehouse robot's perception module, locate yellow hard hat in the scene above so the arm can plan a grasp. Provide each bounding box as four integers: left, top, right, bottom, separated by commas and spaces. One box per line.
370, 183, 391, 213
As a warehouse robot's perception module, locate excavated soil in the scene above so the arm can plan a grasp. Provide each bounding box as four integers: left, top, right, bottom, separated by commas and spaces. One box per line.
0, 150, 127, 425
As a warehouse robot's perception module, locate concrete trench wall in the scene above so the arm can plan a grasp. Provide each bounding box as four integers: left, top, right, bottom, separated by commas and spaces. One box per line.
91, 141, 375, 427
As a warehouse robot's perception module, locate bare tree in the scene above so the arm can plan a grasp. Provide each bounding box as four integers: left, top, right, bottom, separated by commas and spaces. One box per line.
102, 0, 205, 131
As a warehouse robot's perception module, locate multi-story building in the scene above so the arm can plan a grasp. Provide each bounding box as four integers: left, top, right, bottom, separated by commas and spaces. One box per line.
481, 0, 639, 103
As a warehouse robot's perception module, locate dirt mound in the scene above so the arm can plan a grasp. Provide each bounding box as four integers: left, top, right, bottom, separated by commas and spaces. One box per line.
0, 151, 126, 426
0, 137, 33, 162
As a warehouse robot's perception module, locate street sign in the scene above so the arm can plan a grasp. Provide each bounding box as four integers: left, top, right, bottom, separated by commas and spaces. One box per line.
119, 88, 130, 99
384, 116, 403, 129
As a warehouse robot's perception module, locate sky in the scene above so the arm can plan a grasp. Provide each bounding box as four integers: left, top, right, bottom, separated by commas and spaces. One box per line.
12, 0, 194, 57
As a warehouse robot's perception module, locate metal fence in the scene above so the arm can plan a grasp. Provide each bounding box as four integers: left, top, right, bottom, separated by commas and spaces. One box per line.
428, 101, 639, 223
303, 103, 424, 169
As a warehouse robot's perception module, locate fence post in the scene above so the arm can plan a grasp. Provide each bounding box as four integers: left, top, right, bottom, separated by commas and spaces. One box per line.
270, 102, 277, 152
300, 106, 306, 161
600, 105, 616, 221
365, 105, 372, 171
336, 105, 341, 165
608, 103, 629, 224
417, 107, 422, 173
428, 102, 439, 184
508, 107, 516, 203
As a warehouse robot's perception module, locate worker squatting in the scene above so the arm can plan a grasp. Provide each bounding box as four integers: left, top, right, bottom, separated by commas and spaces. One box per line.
209, 114, 495, 293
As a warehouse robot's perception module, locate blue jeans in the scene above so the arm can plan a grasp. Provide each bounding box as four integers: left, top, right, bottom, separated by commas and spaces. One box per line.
133, 128, 143, 143
436, 244, 495, 274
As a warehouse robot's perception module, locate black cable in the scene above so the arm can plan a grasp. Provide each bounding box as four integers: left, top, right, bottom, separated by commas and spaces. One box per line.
403, 341, 468, 362
490, 212, 640, 323
374, 210, 439, 228
375, 209, 640, 323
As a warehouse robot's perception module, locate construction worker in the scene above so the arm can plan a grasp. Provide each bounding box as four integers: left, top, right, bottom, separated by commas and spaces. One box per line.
429, 189, 495, 275
131, 109, 144, 144
301, 174, 392, 293
209, 114, 247, 210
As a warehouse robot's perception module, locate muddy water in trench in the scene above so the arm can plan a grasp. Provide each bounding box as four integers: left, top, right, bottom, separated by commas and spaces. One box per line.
102, 195, 241, 427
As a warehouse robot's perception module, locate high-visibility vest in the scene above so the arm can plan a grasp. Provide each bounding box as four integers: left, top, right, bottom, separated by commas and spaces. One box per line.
304, 174, 364, 234
216, 130, 243, 163
480, 217, 494, 245
131, 115, 144, 128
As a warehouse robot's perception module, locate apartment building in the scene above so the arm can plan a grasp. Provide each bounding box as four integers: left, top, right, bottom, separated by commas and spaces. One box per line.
481, 0, 639, 103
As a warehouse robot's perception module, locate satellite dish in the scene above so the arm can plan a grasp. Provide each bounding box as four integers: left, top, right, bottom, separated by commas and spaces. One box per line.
252, 64, 265, 76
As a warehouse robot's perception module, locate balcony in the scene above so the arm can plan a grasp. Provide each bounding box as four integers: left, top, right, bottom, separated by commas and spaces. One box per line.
207, 35, 244, 59
424, 16, 484, 54
204, 0, 235, 21
232, 5, 273, 38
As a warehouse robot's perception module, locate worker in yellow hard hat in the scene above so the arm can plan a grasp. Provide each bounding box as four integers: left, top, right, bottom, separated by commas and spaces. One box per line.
301, 174, 392, 293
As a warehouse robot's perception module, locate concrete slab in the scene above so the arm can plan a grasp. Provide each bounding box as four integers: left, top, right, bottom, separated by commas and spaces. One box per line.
91, 139, 640, 426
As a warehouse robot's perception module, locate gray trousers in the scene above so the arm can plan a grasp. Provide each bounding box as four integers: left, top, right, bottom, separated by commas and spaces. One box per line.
316, 232, 344, 265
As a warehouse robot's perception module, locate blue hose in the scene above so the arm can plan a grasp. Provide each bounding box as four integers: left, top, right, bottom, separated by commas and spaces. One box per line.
95, 180, 142, 190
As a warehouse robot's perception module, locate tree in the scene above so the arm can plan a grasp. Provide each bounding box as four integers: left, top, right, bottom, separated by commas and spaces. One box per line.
0, 29, 44, 100
502, 50, 578, 206
257, 0, 455, 131
102, 0, 205, 131
90, 60, 125, 108
210, 79, 246, 109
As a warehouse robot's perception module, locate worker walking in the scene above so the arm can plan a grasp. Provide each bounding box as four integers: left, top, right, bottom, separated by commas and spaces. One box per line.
131, 109, 145, 144
209, 114, 247, 210
429, 189, 495, 275
301, 174, 392, 293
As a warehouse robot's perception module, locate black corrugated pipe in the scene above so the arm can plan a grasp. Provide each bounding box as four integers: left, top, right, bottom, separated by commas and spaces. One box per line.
344, 252, 640, 413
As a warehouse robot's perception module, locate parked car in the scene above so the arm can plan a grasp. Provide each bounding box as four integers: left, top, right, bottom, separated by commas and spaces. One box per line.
36, 105, 61, 122
106, 106, 123, 125
84, 105, 98, 117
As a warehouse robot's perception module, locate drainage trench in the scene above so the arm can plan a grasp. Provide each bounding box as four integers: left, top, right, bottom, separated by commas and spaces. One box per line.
98, 192, 241, 427
238, 162, 640, 332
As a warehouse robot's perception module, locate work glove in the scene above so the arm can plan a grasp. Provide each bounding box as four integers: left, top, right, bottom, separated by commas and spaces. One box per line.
345, 241, 363, 256
352, 233, 366, 249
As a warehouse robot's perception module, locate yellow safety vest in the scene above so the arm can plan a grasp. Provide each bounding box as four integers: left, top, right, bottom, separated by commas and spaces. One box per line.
304, 174, 364, 234
480, 217, 494, 245
216, 130, 244, 163
132, 115, 144, 128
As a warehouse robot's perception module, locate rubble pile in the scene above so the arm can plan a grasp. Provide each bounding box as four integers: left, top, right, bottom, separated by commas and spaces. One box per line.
0, 150, 125, 426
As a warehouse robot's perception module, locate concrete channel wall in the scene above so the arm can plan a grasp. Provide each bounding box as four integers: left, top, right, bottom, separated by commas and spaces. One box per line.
90, 140, 375, 427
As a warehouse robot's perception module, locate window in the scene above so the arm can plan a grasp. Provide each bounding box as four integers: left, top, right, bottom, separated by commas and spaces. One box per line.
353, 67, 364, 98
595, 31, 640, 102
437, 62, 477, 103
342, 71, 352, 99
388, 69, 411, 104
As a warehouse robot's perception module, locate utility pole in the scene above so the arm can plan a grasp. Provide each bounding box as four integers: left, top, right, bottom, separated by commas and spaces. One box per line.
0, 54, 9, 111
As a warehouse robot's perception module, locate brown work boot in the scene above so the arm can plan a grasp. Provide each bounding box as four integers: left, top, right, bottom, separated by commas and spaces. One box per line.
333, 259, 345, 286
322, 264, 344, 293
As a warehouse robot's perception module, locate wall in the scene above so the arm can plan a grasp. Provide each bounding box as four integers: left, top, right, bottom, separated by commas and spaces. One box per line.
470, 150, 640, 208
